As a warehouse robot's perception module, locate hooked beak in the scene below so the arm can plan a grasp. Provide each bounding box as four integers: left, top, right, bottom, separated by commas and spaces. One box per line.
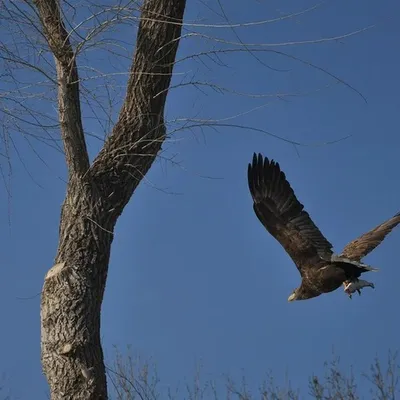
288, 292, 296, 302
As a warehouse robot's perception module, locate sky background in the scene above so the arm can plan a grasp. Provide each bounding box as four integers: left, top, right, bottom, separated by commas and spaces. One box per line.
1, 0, 400, 398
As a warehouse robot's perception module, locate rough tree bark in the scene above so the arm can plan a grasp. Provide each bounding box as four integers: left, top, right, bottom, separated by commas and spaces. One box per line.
34, 0, 186, 398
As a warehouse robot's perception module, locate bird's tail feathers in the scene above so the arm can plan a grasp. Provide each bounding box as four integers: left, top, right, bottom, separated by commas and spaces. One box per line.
331, 255, 379, 272
356, 263, 379, 272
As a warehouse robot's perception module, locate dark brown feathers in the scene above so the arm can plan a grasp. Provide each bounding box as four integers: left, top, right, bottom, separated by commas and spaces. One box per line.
248, 153, 333, 275
341, 212, 400, 261
247, 152, 400, 300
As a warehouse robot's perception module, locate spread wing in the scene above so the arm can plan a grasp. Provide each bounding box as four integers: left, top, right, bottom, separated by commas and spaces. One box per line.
248, 153, 333, 275
340, 212, 400, 261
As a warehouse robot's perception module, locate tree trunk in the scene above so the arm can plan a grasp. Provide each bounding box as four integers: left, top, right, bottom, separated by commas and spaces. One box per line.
38, 0, 187, 398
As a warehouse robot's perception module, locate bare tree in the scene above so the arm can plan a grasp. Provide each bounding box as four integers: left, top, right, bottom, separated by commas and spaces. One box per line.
0, 1, 378, 399
2, 0, 186, 398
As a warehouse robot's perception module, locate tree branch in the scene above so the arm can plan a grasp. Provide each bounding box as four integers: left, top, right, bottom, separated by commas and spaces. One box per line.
90, 0, 186, 215
33, 0, 90, 178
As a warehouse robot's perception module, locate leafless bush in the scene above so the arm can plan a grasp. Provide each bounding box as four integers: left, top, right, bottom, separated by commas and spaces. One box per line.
107, 350, 399, 400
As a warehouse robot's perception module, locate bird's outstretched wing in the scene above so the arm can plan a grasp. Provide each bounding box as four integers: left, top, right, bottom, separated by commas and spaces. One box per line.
248, 153, 333, 274
340, 212, 400, 261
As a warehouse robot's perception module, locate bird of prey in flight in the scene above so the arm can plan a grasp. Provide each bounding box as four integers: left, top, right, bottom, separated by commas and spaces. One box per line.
247, 153, 400, 301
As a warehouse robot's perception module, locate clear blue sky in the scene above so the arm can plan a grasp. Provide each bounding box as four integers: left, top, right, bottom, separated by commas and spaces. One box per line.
1, 0, 400, 398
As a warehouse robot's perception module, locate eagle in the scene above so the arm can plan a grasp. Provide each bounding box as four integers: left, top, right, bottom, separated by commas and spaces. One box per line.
247, 153, 400, 301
